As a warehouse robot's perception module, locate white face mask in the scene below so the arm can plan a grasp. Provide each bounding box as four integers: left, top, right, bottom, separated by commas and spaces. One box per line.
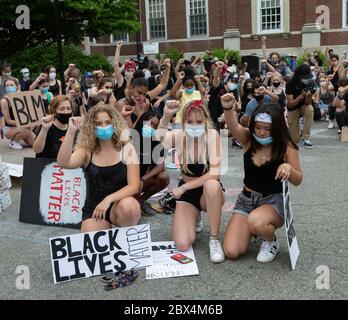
49, 72, 56, 80
184, 124, 206, 137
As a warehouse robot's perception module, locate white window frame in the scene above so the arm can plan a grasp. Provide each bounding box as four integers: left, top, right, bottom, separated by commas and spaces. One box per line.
185, 0, 209, 38
343, 0, 348, 28
257, 0, 284, 34
110, 33, 129, 43
89, 37, 96, 44
145, 0, 167, 41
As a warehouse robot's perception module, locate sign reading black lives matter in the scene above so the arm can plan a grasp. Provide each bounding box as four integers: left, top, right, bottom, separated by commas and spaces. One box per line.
50, 224, 152, 284
283, 181, 300, 270
7, 90, 46, 127
19, 158, 86, 229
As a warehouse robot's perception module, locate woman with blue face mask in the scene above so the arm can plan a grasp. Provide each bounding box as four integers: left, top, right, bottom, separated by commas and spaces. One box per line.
156, 100, 226, 264
221, 94, 303, 264
0, 78, 36, 150
132, 110, 169, 217
57, 104, 141, 233
38, 79, 53, 114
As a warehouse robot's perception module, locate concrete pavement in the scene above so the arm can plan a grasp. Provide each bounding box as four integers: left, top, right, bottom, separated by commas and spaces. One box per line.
0, 121, 347, 300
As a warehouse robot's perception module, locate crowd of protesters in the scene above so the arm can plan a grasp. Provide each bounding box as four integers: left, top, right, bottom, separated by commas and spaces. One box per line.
0, 37, 347, 266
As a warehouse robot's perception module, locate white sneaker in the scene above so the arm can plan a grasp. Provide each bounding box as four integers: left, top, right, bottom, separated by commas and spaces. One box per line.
257, 237, 279, 263
328, 121, 334, 129
9, 141, 23, 150
209, 239, 225, 263
195, 213, 203, 233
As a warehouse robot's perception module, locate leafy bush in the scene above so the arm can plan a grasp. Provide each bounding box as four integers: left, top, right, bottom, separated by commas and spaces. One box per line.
202, 48, 242, 65
297, 50, 328, 69
8, 44, 112, 79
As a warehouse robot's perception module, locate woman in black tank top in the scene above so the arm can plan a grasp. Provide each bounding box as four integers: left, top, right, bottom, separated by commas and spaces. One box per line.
157, 100, 225, 264
221, 96, 303, 264
57, 104, 141, 233
0, 78, 36, 150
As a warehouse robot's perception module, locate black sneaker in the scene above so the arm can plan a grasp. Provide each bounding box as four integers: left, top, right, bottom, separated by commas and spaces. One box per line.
232, 138, 243, 149
140, 201, 158, 217
302, 139, 313, 149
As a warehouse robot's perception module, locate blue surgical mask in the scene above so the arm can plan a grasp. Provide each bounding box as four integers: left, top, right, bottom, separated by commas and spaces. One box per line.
96, 125, 115, 141
142, 126, 156, 138
253, 133, 273, 145
5, 86, 17, 93
228, 83, 237, 92
185, 88, 195, 95
41, 87, 49, 93
185, 124, 205, 137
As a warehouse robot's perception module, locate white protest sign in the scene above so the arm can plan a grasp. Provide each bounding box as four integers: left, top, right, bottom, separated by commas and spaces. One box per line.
146, 241, 199, 280
39, 163, 86, 225
3, 163, 23, 178
50, 224, 152, 284
283, 181, 300, 270
143, 42, 159, 55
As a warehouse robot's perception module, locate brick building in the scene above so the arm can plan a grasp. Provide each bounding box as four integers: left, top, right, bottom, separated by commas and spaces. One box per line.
84, 0, 348, 60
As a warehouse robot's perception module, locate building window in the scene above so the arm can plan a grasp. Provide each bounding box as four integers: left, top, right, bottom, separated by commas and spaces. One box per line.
186, 0, 208, 37
89, 37, 96, 44
147, 0, 166, 40
258, 0, 283, 33
344, 0, 348, 28
110, 33, 129, 43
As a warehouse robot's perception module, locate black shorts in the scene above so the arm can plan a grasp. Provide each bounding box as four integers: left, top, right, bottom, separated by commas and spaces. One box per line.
176, 180, 225, 211
82, 199, 113, 224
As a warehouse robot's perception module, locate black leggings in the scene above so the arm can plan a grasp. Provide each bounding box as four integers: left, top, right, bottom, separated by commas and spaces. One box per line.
336, 111, 348, 130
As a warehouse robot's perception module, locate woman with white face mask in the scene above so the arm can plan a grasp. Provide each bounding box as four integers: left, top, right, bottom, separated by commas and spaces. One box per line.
29, 65, 62, 96
221, 94, 303, 264
0, 78, 36, 150
156, 100, 226, 264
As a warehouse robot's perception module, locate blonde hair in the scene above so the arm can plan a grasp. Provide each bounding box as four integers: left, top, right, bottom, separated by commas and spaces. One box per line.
179, 100, 214, 176
76, 104, 129, 153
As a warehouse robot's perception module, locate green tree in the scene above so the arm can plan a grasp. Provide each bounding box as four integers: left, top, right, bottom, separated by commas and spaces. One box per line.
0, 0, 140, 59
8, 44, 113, 79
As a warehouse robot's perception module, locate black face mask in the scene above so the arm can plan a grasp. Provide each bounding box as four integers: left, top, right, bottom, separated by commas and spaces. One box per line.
247, 88, 254, 93
273, 82, 281, 88
56, 113, 72, 125
255, 95, 264, 102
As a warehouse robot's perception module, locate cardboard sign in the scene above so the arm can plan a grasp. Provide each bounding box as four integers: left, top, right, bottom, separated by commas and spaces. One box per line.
50, 224, 152, 284
19, 158, 86, 229
143, 42, 159, 55
146, 241, 199, 280
341, 127, 348, 142
7, 90, 46, 127
283, 181, 300, 270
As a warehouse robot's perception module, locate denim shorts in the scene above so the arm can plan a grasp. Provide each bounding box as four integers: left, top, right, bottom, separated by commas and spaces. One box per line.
233, 189, 284, 220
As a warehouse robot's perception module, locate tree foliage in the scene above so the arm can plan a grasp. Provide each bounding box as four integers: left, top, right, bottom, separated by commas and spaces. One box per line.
8, 44, 113, 79
0, 0, 140, 59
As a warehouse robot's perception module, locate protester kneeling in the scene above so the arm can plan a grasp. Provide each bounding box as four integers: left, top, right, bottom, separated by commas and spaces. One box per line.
57, 104, 141, 233
221, 93, 303, 263
157, 100, 225, 264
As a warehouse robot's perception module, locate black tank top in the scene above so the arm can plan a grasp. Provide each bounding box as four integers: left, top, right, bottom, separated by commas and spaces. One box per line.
84, 154, 128, 205
181, 163, 209, 178
3, 97, 15, 126
243, 148, 284, 195
49, 80, 60, 96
